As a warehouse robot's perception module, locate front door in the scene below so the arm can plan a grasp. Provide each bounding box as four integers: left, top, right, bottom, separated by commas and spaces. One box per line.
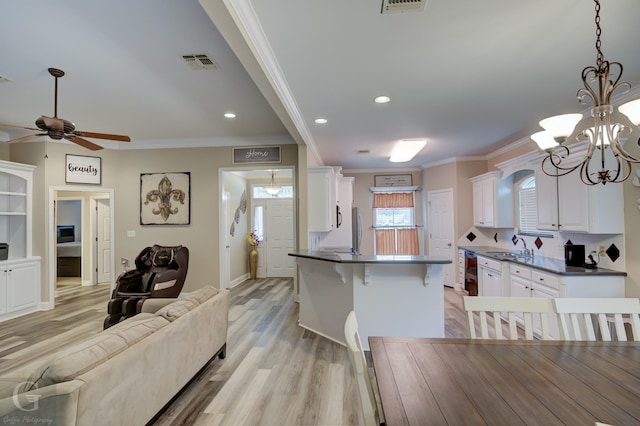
265, 199, 295, 277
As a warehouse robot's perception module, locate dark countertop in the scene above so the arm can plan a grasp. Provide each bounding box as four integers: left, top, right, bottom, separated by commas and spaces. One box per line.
459, 245, 626, 276
289, 250, 452, 265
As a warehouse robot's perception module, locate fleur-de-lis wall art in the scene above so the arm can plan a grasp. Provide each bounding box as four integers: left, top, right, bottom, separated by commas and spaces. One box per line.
140, 172, 191, 225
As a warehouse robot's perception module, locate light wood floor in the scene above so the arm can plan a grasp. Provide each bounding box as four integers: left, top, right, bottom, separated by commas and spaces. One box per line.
0, 279, 471, 425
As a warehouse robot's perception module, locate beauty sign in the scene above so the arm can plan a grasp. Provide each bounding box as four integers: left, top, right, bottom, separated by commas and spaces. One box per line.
232, 146, 281, 164
65, 154, 102, 184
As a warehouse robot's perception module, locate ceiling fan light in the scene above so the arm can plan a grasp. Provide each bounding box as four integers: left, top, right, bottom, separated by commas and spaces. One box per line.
619, 98, 640, 125
531, 131, 559, 151
539, 113, 583, 138
389, 139, 426, 162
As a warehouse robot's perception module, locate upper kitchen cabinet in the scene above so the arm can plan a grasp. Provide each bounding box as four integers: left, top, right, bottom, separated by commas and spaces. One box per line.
308, 166, 341, 232
535, 168, 623, 233
470, 172, 514, 228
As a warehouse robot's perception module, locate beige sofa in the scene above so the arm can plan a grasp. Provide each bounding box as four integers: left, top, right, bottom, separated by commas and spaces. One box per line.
0, 286, 229, 426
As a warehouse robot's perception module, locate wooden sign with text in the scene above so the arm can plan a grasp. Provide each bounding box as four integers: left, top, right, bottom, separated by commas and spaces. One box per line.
232, 146, 281, 164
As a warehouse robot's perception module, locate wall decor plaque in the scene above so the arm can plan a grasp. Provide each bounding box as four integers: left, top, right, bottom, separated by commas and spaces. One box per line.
374, 174, 413, 187
65, 154, 101, 184
140, 172, 190, 225
232, 146, 281, 164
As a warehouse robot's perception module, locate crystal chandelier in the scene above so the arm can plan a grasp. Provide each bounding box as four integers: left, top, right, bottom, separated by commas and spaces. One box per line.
264, 171, 281, 195
532, 0, 640, 185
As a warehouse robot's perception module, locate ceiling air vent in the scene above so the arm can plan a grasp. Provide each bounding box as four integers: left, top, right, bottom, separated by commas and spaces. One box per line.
381, 0, 428, 14
181, 54, 218, 70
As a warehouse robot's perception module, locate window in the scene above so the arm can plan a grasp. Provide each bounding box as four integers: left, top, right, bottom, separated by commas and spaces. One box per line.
517, 176, 546, 236
253, 205, 264, 241
372, 191, 419, 255
252, 185, 293, 199
374, 207, 414, 227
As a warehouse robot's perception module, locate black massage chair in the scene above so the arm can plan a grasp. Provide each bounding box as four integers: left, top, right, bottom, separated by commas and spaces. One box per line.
103, 244, 189, 329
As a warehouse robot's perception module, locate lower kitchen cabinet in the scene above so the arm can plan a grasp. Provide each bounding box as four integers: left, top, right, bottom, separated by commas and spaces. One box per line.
0, 258, 41, 321
478, 256, 507, 297
508, 263, 624, 339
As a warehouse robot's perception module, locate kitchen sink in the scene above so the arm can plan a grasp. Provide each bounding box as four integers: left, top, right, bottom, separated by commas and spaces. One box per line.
486, 251, 522, 257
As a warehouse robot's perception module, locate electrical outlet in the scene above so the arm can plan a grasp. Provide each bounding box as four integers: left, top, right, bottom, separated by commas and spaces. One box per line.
598, 246, 606, 256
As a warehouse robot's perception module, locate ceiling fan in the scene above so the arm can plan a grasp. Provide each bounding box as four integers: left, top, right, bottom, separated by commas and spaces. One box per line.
2, 68, 131, 151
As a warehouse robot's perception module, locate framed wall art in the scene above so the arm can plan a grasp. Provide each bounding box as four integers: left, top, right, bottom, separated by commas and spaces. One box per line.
232, 146, 281, 164
374, 174, 413, 187
140, 172, 191, 225
65, 154, 101, 185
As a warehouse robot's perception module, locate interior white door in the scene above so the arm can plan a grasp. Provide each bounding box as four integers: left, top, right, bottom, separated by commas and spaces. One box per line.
265, 199, 295, 277
427, 189, 455, 287
96, 199, 111, 284
220, 190, 231, 289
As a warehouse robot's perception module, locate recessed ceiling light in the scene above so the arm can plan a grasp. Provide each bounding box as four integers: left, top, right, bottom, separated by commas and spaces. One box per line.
224, 112, 236, 118
314, 118, 328, 124
374, 95, 391, 104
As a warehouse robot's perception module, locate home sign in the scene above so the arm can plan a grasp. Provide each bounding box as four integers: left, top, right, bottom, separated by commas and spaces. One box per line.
232, 146, 281, 164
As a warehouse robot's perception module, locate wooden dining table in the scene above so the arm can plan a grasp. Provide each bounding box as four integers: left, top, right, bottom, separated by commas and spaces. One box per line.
368, 337, 640, 425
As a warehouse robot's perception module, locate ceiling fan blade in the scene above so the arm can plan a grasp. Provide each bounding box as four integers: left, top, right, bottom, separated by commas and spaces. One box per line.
64, 135, 103, 151
6, 134, 46, 144
40, 115, 64, 131
74, 131, 131, 142
0, 123, 41, 132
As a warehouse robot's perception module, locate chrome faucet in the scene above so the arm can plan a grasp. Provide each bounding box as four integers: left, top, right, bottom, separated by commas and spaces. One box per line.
517, 237, 532, 258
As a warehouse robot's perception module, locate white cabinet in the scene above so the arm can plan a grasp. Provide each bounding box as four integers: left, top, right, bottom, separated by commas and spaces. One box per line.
508, 264, 560, 339
0, 161, 41, 322
0, 258, 40, 320
470, 172, 513, 228
535, 168, 623, 233
477, 256, 505, 297
308, 167, 340, 232
508, 263, 625, 339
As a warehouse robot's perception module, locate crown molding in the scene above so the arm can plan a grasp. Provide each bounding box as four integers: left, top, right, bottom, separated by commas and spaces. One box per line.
421, 156, 487, 170
223, 0, 322, 166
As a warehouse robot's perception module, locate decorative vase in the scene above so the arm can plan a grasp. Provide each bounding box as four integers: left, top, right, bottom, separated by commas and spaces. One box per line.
249, 246, 258, 280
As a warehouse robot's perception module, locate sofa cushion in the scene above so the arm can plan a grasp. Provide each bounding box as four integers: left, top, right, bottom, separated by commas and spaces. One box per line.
19, 333, 129, 393
104, 313, 169, 346
18, 314, 170, 393
182, 286, 219, 305
155, 298, 199, 322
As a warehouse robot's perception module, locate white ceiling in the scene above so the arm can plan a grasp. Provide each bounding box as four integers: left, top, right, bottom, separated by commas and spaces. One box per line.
2, 0, 640, 171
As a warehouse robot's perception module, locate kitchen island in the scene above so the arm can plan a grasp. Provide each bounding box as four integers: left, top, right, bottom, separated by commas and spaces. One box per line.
288, 250, 452, 349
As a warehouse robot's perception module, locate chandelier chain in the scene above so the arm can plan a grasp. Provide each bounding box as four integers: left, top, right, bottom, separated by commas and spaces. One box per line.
594, 0, 603, 69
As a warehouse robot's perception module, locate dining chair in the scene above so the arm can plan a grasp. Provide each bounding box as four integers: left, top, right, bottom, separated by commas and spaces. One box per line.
553, 298, 640, 341
344, 311, 384, 426
463, 296, 550, 340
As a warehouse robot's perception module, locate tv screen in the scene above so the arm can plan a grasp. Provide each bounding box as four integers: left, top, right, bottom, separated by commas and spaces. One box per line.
57, 225, 75, 243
